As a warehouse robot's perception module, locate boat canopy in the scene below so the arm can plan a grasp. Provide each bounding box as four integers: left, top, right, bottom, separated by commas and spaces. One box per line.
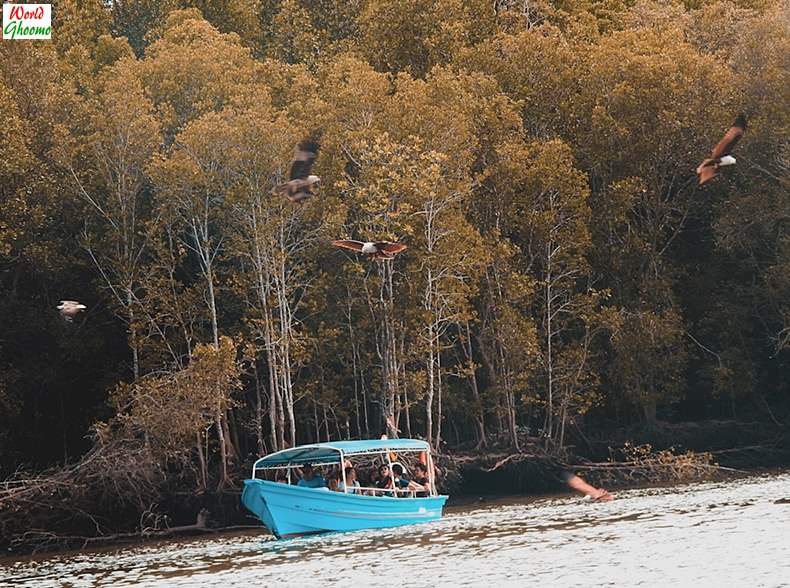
253, 439, 430, 470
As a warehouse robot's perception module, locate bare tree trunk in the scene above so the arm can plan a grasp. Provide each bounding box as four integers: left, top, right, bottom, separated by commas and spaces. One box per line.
426, 332, 435, 448
379, 261, 399, 438
402, 357, 412, 438
463, 321, 487, 448
275, 375, 286, 449
127, 290, 140, 381
323, 404, 330, 442
351, 341, 362, 437
344, 291, 364, 438
253, 360, 266, 455
435, 348, 443, 448
224, 410, 239, 461
195, 431, 207, 491
206, 263, 220, 349
313, 400, 320, 443
497, 341, 520, 451
215, 411, 229, 489
276, 230, 297, 448
558, 397, 569, 448
361, 369, 370, 438
490, 265, 520, 451
544, 240, 554, 447
475, 329, 503, 443
263, 303, 283, 451
189, 207, 220, 351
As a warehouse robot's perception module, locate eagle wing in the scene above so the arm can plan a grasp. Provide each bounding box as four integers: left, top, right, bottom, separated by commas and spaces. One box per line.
710, 114, 746, 160
288, 135, 321, 181
696, 161, 718, 185
331, 240, 365, 252
375, 242, 408, 254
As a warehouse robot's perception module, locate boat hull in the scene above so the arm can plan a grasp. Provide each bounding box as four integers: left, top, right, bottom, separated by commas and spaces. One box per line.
242, 479, 447, 538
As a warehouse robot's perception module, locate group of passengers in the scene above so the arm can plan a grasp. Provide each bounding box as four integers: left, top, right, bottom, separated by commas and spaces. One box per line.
276, 461, 432, 497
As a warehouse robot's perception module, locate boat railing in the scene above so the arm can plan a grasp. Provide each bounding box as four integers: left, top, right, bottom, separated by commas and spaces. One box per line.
263, 481, 430, 498
352, 486, 424, 498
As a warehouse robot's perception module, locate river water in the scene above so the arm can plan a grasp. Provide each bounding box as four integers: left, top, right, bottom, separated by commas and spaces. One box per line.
3, 471, 789, 587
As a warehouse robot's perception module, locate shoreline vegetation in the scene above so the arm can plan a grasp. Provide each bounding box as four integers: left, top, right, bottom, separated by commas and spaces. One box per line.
3, 419, 787, 555
1, 0, 787, 561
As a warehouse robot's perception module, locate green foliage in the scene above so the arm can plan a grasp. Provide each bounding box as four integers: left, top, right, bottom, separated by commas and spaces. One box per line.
358, 0, 494, 77
610, 309, 688, 422
135, 9, 261, 140
108, 337, 241, 453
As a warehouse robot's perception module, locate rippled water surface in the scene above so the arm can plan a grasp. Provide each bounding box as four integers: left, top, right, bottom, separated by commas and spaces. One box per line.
3, 472, 789, 587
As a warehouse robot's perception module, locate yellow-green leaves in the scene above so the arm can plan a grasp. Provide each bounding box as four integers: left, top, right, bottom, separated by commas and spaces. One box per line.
358, 0, 473, 77
110, 336, 240, 452
136, 10, 260, 139
0, 80, 38, 258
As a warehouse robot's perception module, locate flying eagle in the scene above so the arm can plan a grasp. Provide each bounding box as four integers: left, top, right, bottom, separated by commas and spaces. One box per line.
696, 114, 747, 185
57, 300, 86, 322
331, 240, 408, 261
273, 132, 321, 203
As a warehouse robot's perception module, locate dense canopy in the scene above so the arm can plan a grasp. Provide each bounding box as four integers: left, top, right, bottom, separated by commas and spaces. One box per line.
0, 0, 787, 502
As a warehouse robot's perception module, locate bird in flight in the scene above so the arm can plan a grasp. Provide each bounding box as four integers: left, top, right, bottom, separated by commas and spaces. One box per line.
331, 240, 408, 261
57, 300, 86, 322
273, 131, 321, 203
696, 114, 747, 185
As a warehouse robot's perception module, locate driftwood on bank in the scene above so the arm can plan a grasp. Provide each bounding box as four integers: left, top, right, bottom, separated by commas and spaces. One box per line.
483, 453, 533, 472
0, 439, 168, 553
443, 442, 744, 496
565, 443, 743, 487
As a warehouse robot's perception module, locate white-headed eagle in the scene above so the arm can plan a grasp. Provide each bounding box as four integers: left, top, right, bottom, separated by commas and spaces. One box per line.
57, 300, 86, 322
331, 240, 408, 261
696, 114, 747, 185
273, 132, 322, 203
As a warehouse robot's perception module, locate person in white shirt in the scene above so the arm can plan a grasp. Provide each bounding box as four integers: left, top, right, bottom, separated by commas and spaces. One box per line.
338, 466, 361, 494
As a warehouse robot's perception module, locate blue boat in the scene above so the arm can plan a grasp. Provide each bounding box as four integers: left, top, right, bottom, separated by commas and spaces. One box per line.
242, 439, 448, 538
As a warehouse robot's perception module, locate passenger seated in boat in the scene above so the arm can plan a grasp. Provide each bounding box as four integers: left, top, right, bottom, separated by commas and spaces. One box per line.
296, 463, 327, 488
368, 465, 380, 487
359, 465, 379, 495
408, 463, 431, 497
327, 473, 340, 492
375, 464, 394, 496
391, 464, 410, 496
338, 467, 361, 494
275, 472, 289, 484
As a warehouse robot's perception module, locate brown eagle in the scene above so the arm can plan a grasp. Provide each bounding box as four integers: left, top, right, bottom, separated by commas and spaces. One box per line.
331, 240, 408, 261
57, 300, 86, 322
696, 114, 747, 185
273, 132, 321, 203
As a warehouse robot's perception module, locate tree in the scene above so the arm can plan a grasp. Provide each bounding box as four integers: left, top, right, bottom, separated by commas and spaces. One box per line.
110, 0, 180, 55
357, 0, 495, 78
135, 9, 261, 141
108, 336, 240, 489
148, 107, 241, 480
58, 61, 161, 380
223, 103, 332, 451
566, 25, 734, 423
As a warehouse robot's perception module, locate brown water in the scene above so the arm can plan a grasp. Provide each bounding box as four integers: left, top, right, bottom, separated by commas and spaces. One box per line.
3, 472, 789, 587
